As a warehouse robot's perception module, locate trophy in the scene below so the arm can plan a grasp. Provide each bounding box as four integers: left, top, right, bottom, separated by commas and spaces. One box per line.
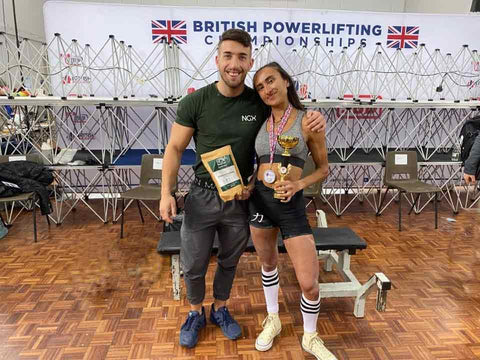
273, 135, 299, 199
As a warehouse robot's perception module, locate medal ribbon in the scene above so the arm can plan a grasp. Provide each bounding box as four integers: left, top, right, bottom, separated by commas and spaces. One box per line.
268, 104, 292, 165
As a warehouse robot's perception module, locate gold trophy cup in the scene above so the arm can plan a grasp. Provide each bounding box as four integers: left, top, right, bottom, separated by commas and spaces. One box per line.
273, 135, 299, 199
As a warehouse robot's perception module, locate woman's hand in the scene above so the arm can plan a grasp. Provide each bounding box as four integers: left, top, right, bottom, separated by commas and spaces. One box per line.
274, 180, 301, 203
235, 183, 255, 200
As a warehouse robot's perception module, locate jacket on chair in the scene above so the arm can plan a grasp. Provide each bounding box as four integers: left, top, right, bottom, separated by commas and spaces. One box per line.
0, 161, 54, 215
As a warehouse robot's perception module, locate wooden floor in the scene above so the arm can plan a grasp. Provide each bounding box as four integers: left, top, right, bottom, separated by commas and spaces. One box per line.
1, 198, 480, 360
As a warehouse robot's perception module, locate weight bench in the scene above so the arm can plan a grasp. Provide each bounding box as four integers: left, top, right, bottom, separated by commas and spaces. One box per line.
157, 222, 391, 318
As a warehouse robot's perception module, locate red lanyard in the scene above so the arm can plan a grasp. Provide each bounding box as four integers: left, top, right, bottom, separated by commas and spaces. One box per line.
268, 104, 292, 165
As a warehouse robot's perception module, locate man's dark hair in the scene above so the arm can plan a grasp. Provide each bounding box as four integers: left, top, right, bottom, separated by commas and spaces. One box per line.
219, 29, 252, 49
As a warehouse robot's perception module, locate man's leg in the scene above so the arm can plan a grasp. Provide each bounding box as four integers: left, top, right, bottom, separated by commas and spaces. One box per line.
209, 199, 249, 340
180, 224, 216, 307
178, 185, 219, 348
213, 223, 249, 302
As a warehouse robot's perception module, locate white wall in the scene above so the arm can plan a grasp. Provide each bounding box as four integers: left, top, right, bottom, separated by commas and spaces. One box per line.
0, 0, 475, 43
405, 0, 471, 13
0, 0, 46, 42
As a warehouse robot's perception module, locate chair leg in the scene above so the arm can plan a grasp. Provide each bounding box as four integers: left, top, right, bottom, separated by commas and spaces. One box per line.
45, 214, 51, 226
120, 198, 125, 239
33, 197, 37, 243
137, 200, 144, 223
408, 193, 421, 215
398, 191, 402, 232
434, 192, 438, 229
377, 186, 390, 215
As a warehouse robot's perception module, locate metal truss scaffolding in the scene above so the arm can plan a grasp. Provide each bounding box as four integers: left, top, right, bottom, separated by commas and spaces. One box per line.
1, 35, 480, 223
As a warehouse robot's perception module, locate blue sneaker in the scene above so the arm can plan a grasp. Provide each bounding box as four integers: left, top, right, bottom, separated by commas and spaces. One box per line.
210, 304, 242, 340
179, 307, 206, 348
0, 221, 7, 240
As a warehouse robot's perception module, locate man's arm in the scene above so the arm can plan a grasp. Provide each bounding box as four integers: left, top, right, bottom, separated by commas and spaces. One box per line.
160, 123, 194, 223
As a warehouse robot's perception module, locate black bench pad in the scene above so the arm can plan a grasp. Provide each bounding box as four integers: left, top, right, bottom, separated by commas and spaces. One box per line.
157, 227, 366, 255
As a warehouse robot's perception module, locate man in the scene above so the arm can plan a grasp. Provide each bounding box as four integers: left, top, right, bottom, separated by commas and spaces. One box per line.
160, 29, 326, 348
464, 134, 480, 184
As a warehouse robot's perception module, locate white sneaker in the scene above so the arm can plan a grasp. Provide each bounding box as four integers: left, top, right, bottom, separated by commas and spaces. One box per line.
255, 313, 282, 351
302, 332, 337, 360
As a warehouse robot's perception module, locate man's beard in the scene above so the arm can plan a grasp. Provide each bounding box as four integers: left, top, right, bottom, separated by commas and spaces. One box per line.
219, 69, 246, 89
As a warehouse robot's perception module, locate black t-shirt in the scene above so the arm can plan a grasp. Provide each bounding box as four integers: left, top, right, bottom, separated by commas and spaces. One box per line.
176, 82, 267, 183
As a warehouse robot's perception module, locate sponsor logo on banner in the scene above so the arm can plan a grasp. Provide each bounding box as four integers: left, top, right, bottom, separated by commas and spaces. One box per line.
70, 132, 96, 141
468, 61, 480, 94
62, 75, 91, 84
299, 84, 309, 99
386, 26, 419, 49
60, 53, 84, 66
294, 80, 311, 99
152, 20, 187, 44
467, 80, 480, 89
72, 114, 88, 124
336, 95, 384, 120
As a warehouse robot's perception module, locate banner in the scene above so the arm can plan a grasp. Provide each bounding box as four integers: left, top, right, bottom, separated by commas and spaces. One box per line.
43, 2, 480, 151
44, 2, 480, 54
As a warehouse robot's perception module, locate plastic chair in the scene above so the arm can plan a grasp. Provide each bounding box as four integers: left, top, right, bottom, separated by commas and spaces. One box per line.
302, 154, 324, 212
119, 154, 167, 238
377, 151, 441, 231
0, 154, 51, 242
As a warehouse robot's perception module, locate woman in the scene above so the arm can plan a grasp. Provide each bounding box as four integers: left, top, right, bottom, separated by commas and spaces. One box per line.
248, 62, 336, 360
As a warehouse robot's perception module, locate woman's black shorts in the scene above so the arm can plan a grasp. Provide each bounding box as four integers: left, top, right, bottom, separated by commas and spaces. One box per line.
248, 180, 313, 240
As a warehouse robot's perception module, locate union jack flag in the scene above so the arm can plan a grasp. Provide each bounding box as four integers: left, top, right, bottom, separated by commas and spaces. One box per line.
151, 20, 187, 44
386, 26, 419, 49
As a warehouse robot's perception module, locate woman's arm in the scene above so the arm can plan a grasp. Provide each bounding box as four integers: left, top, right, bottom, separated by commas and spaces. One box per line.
297, 129, 329, 190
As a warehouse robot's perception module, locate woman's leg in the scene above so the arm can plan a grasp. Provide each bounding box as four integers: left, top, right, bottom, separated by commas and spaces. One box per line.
250, 225, 283, 351
284, 234, 337, 360
283, 234, 320, 331
250, 225, 280, 312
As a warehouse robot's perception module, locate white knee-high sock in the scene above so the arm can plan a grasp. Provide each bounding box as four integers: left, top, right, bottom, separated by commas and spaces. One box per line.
262, 267, 279, 314
300, 293, 320, 333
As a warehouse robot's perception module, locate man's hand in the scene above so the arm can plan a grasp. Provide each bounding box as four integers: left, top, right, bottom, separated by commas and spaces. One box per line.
464, 174, 476, 184
160, 194, 177, 224
304, 110, 326, 132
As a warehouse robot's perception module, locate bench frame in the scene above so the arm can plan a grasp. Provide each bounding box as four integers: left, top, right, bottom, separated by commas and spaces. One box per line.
167, 210, 391, 317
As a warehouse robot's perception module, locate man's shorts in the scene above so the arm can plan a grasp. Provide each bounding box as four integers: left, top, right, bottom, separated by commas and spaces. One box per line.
249, 180, 313, 240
